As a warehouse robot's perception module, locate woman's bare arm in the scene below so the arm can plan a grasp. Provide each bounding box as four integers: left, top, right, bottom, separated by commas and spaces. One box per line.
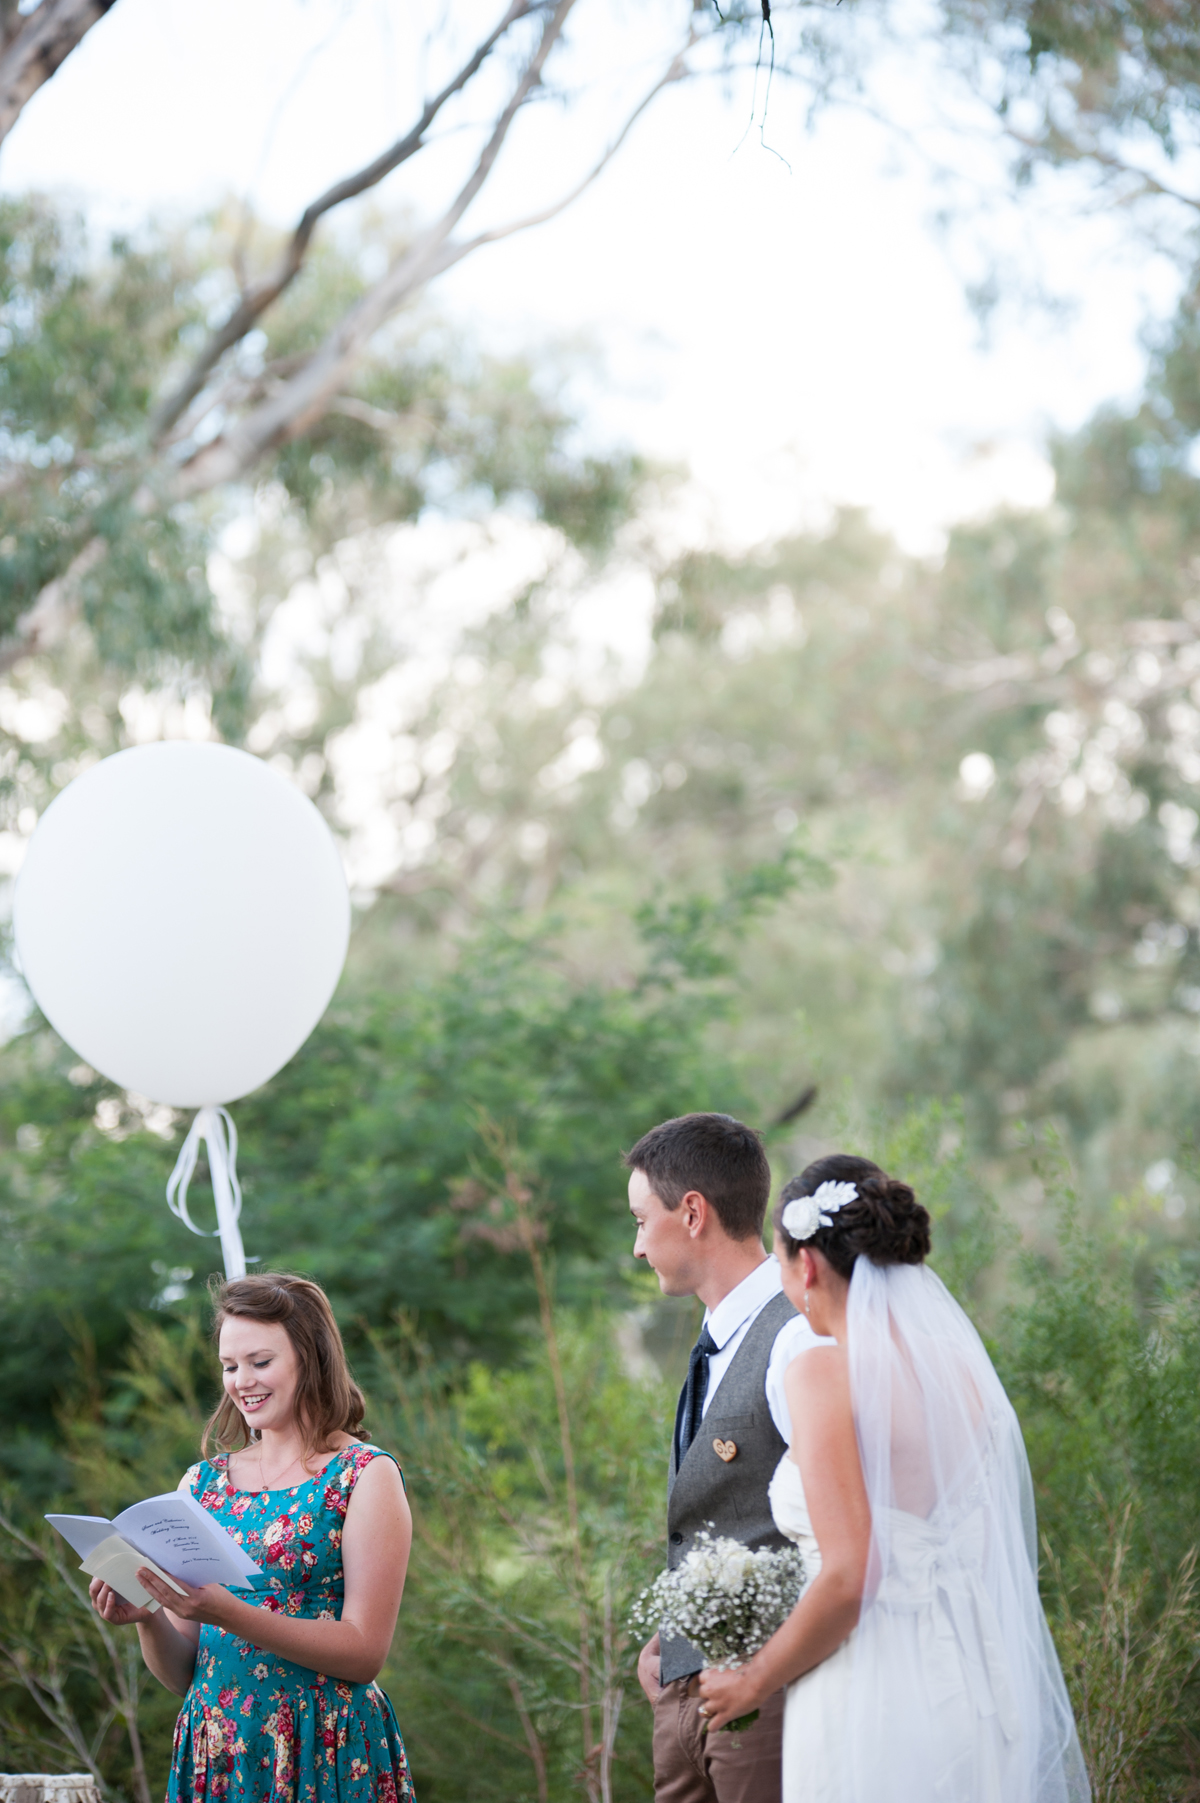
89, 1577, 201, 1696
698, 1346, 871, 1729
134, 1457, 412, 1687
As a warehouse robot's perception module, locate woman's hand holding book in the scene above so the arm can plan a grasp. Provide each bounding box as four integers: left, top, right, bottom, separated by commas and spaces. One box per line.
129, 1567, 232, 1626
88, 1574, 157, 1627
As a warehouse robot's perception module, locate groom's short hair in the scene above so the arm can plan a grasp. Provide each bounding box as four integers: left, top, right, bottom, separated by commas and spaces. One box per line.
623, 1112, 770, 1241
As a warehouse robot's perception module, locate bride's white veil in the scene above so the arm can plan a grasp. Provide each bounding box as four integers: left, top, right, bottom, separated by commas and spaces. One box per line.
842, 1257, 1089, 1802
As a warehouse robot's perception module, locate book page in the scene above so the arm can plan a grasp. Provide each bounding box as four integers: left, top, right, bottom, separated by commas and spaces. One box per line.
44, 1514, 118, 1561
113, 1491, 261, 1585
79, 1534, 188, 1611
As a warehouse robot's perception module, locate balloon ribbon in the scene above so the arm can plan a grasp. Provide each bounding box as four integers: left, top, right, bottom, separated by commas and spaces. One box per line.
166, 1106, 247, 1279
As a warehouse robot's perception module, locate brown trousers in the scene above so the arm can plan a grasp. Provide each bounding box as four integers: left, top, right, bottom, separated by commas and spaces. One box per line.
651, 1677, 785, 1803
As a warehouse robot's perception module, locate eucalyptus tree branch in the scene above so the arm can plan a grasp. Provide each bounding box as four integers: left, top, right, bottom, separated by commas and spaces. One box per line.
74, 1615, 152, 1803
171, 6, 696, 500
327, 395, 411, 434
914, 649, 1041, 691
429, 1563, 585, 1667
485, 1136, 601, 1799
159, 352, 310, 446
0, 1506, 153, 1803
0, 3, 700, 670
174, 0, 581, 497
1001, 123, 1200, 215
0, 1648, 112, 1793
0, 533, 105, 673
597, 1574, 625, 1803
426, 1682, 534, 1754
149, 0, 536, 443
447, 37, 694, 260
500, 1658, 550, 1803
0, 0, 115, 149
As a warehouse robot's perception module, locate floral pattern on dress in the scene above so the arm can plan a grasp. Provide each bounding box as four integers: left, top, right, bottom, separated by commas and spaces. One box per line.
165, 1442, 413, 1803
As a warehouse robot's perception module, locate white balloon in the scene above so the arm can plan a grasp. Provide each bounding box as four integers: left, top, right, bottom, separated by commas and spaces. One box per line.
13, 742, 350, 1108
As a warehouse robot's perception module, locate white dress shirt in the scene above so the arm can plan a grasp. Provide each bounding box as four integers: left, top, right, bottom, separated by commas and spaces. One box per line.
699, 1255, 826, 1442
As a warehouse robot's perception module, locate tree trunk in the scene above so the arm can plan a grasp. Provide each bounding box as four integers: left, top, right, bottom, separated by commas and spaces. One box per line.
0, 0, 116, 149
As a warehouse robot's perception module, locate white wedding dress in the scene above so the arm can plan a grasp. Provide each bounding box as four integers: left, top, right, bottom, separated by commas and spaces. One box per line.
769, 1454, 853, 1803
770, 1453, 1018, 1802
770, 1261, 1089, 1803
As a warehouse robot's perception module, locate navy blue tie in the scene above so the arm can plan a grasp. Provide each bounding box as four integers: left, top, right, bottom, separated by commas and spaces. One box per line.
675, 1325, 719, 1467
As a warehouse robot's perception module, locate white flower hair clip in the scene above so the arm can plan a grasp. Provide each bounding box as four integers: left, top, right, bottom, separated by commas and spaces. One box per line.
780, 1180, 859, 1242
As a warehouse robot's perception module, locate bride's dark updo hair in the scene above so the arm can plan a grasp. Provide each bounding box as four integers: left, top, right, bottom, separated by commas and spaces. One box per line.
774, 1153, 931, 1278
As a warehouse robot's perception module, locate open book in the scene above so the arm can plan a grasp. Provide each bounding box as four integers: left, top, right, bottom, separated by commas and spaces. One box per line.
47, 1492, 261, 1612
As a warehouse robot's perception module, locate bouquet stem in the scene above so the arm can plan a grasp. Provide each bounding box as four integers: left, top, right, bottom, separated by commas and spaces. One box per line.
701, 1708, 760, 1736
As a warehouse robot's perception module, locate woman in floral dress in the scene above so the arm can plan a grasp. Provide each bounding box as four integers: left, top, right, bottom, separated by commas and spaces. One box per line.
89, 1274, 415, 1803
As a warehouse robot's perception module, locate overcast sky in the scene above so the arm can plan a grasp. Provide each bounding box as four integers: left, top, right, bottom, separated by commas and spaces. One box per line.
1, 0, 1183, 555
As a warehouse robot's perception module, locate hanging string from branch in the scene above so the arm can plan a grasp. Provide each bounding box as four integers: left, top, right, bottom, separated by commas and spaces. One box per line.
716, 0, 792, 171
752, 0, 786, 165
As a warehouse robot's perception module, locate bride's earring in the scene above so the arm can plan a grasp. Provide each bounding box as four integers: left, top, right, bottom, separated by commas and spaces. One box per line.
803, 1284, 811, 1317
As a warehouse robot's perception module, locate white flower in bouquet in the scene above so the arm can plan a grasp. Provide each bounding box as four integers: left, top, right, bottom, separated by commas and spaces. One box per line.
630, 1528, 805, 1730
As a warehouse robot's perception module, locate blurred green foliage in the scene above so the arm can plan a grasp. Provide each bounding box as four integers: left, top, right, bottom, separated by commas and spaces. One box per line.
374, 1298, 668, 1799
0, 853, 828, 1465
0, 195, 645, 724
993, 1144, 1200, 1797
315, 270, 1200, 1210
5, 1118, 1200, 1799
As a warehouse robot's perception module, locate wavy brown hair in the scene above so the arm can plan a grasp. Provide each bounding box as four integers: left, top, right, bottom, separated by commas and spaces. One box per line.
202, 1273, 366, 1460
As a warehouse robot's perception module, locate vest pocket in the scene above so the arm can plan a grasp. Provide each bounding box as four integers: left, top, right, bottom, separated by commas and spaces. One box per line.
691, 1413, 761, 1521
699, 1411, 755, 1447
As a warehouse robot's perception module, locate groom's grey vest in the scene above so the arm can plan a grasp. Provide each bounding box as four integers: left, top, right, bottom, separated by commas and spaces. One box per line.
661, 1290, 797, 1684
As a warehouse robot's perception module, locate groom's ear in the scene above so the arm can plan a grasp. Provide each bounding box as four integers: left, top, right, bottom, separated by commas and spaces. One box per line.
679, 1189, 711, 1237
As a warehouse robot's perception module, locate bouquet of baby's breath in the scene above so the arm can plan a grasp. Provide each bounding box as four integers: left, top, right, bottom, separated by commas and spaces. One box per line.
631, 1528, 805, 1731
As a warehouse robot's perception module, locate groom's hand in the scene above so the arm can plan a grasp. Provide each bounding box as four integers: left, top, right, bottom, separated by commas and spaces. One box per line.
637, 1632, 662, 1702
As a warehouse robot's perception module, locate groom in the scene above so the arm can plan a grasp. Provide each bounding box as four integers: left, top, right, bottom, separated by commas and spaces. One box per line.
626, 1112, 818, 1803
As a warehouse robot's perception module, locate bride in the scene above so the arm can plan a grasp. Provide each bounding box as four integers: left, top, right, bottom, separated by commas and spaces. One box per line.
697, 1154, 1090, 1803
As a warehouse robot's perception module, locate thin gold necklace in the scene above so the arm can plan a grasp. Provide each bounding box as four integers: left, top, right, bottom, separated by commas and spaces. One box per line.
255, 1448, 307, 1490
225, 1444, 310, 1496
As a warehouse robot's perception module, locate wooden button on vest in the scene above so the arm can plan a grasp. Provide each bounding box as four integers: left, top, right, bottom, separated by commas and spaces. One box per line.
712, 1438, 738, 1462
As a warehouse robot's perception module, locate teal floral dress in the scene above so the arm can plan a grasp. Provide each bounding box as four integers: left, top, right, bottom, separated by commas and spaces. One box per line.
165, 1442, 414, 1803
